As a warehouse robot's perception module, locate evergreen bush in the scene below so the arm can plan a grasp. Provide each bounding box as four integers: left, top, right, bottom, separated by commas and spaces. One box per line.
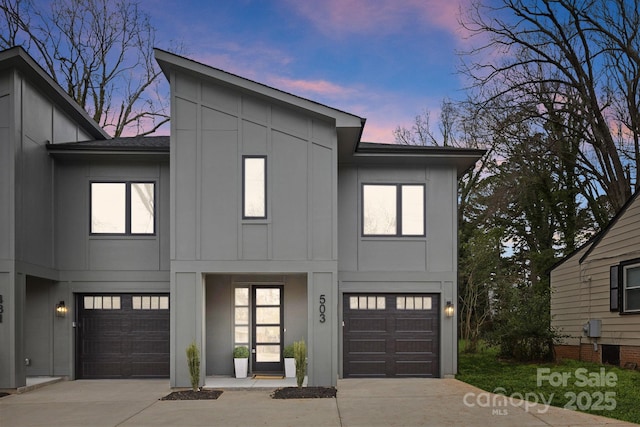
293, 339, 306, 388
186, 341, 200, 391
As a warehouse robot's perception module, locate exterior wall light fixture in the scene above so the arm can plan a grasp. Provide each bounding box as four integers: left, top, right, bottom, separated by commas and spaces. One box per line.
55, 301, 68, 318
444, 301, 454, 318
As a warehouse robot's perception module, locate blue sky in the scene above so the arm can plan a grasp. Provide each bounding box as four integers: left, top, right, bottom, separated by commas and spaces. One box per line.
144, 0, 474, 142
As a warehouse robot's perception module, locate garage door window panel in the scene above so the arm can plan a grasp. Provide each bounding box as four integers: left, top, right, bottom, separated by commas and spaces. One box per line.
132, 295, 169, 310
84, 295, 121, 310
397, 296, 432, 310
349, 295, 385, 309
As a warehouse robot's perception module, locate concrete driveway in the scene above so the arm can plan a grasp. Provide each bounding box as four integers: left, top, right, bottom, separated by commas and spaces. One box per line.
0, 378, 636, 427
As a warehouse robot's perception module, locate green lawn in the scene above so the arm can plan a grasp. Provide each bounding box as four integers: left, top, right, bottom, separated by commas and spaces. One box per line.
457, 346, 640, 424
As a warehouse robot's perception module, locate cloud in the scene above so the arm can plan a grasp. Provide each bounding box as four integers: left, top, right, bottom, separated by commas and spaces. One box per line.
284, 0, 472, 41
269, 77, 356, 98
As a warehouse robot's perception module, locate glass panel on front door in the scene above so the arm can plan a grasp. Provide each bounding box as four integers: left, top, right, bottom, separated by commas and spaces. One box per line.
253, 286, 283, 372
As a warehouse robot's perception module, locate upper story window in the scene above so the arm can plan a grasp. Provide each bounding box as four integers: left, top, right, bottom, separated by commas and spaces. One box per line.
243, 156, 266, 219
90, 182, 155, 234
362, 184, 425, 236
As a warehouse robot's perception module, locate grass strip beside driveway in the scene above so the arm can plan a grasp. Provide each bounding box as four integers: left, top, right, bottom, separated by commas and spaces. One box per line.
457, 347, 640, 424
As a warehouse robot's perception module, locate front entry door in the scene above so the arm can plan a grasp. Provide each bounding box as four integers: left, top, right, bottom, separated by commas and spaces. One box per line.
252, 286, 283, 373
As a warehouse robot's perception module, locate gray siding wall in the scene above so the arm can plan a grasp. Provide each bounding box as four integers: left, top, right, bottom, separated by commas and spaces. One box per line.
0, 68, 96, 388
169, 71, 339, 387
338, 165, 456, 273
54, 159, 170, 274
16, 72, 93, 274
171, 72, 337, 263
337, 163, 459, 377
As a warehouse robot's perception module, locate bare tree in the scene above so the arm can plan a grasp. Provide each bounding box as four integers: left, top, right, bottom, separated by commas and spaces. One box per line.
461, 0, 640, 214
0, 0, 171, 137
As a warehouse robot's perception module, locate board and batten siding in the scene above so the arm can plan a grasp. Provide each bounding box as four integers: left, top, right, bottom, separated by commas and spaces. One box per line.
171, 72, 337, 264
551, 195, 640, 347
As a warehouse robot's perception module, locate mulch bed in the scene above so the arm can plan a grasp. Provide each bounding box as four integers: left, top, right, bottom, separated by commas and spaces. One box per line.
271, 386, 336, 399
160, 389, 223, 400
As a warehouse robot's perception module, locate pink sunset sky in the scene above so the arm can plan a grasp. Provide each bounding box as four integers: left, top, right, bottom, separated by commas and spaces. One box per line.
145, 0, 476, 143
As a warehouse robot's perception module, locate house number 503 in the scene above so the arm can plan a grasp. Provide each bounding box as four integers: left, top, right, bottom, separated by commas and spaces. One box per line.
319, 294, 326, 323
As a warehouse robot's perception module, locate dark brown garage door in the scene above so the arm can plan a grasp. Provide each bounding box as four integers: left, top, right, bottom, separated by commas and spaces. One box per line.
77, 294, 169, 379
343, 293, 439, 378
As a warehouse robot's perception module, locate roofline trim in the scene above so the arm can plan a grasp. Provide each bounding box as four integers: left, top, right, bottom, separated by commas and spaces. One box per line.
154, 48, 365, 129
0, 47, 109, 140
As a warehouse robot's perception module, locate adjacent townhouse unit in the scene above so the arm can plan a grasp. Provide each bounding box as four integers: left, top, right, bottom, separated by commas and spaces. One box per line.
0, 46, 484, 390
551, 192, 640, 368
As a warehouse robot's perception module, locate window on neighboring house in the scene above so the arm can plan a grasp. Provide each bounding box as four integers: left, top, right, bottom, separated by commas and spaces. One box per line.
243, 156, 266, 218
91, 182, 155, 234
623, 263, 640, 312
362, 184, 425, 236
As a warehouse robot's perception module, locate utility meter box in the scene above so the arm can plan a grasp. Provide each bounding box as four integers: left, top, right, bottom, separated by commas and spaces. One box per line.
585, 319, 602, 338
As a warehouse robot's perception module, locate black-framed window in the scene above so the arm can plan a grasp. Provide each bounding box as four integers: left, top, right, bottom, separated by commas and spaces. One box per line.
362, 184, 425, 236
90, 182, 155, 235
611, 259, 640, 314
623, 262, 640, 312
243, 156, 266, 219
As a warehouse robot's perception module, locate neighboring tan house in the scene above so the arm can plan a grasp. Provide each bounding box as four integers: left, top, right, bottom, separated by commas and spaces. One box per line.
0, 46, 484, 390
551, 192, 640, 367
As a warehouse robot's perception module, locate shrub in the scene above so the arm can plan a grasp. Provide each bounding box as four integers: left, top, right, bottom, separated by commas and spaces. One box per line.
186, 341, 200, 391
488, 284, 557, 361
233, 346, 249, 358
283, 344, 294, 358
293, 339, 307, 388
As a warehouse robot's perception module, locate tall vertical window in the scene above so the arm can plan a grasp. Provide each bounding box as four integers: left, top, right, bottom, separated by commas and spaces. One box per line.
362, 184, 425, 236
234, 287, 250, 350
243, 156, 266, 218
91, 182, 155, 234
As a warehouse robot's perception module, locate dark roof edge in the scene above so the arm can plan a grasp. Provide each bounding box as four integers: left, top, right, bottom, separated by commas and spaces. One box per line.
47, 145, 169, 153
578, 190, 640, 264
154, 48, 364, 129
550, 189, 640, 272
355, 141, 487, 156
0, 47, 109, 140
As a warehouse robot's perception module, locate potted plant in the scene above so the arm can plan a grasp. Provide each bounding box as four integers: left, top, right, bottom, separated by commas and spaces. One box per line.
233, 346, 249, 378
283, 344, 295, 378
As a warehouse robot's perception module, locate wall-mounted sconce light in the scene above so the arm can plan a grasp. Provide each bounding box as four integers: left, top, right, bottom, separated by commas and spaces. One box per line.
55, 301, 67, 318
445, 301, 454, 318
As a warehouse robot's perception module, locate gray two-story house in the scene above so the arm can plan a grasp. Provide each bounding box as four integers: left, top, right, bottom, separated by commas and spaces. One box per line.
0, 46, 483, 390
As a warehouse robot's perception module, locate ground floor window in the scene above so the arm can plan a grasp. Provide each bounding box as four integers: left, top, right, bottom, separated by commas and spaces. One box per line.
234, 287, 250, 349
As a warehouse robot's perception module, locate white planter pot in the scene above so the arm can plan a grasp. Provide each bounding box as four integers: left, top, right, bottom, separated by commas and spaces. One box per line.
284, 358, 295, 378
234, 358, 248, 378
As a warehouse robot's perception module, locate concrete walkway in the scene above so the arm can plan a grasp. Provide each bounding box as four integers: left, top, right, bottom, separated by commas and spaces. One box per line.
0, 378, 637, 427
